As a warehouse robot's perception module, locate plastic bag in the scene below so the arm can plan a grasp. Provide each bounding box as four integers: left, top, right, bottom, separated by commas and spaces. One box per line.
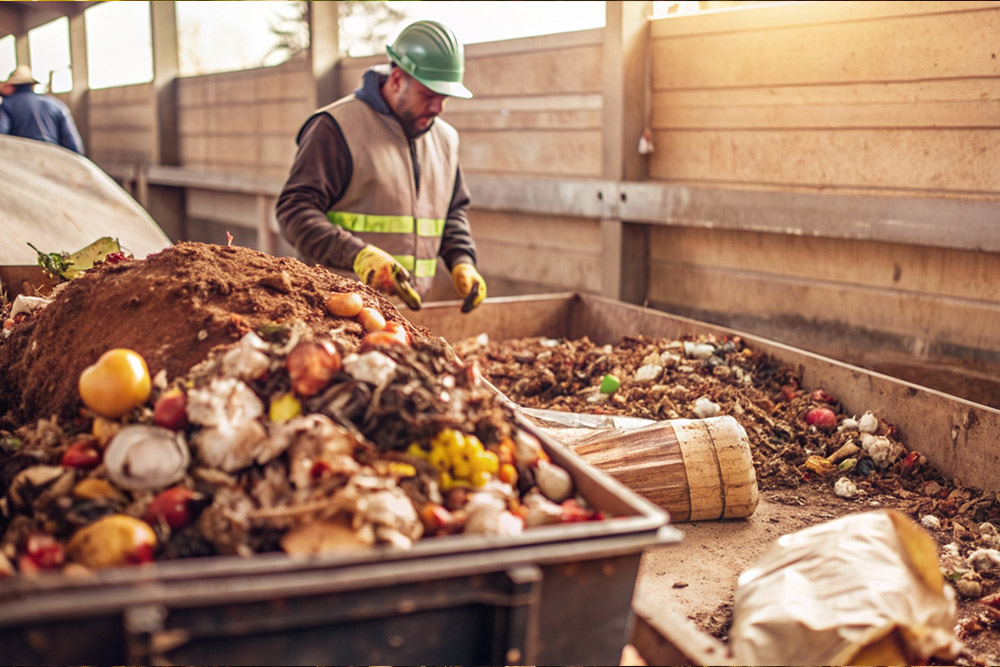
729, 509, 961, 665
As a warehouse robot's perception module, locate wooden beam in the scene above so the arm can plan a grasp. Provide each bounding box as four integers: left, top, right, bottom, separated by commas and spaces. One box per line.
67, 11, 89, 153
619, 182, 1000, 253
466, 175, 616, 218
149, 1, 178, 166
601, 1, 651, 303
0, 4, 24, 41
308, 1, 340, 109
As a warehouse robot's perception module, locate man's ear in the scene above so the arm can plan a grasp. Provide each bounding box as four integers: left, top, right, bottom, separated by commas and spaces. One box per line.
387, 66, 405, 91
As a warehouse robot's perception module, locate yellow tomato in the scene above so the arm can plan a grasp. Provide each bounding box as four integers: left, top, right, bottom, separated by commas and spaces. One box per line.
67, 514, 156, 568
79, 348, 151, 418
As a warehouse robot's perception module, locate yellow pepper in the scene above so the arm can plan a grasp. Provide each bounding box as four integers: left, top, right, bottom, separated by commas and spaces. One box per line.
268, 392, 301, 423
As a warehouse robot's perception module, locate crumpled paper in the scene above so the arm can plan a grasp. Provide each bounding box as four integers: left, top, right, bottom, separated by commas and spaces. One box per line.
729, 509, 962, 665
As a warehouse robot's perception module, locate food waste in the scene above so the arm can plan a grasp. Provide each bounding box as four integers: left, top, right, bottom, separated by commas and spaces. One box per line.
456, 333, 1000, 661
0, 243, 601, 578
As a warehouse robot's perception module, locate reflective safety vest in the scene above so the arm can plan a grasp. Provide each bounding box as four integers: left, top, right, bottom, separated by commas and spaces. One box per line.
318, 94, 460, 296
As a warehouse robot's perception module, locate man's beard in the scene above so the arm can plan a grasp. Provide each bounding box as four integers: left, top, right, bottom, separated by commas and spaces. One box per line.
398, 111, 436, 139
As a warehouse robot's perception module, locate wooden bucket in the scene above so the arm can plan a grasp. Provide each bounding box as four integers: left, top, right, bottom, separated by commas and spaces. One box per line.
558, 416, 758, 522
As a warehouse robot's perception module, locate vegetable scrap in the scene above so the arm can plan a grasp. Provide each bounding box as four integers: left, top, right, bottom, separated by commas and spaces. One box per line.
456, 332, 1000, 663
0, 242, 600, 577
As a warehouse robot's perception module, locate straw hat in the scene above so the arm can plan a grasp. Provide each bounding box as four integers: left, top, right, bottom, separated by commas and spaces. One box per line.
3, 65, 38, 86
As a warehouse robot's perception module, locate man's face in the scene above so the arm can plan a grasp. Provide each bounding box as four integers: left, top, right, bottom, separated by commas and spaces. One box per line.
393, 71, 448, 137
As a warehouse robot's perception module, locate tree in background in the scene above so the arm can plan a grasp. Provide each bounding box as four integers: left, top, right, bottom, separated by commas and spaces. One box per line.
267, 1, 408, 62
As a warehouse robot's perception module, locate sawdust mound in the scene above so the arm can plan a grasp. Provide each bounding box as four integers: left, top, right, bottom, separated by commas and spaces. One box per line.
0, 242, 424, 428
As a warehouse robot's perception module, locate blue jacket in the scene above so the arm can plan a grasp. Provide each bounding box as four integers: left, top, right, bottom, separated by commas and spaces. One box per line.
0, 85, 84, 154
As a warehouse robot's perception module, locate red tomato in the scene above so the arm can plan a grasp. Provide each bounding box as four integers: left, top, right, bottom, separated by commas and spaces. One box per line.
144, 487, 200, 531
60, 438, 101, 469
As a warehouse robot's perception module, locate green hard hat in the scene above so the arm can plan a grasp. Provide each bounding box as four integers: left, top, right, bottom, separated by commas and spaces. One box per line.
386, 20, 473, 99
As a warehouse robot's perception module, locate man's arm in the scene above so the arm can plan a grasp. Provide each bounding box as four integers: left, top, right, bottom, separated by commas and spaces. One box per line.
275, 113, 366, 270
438, 163, 478, 270
54, 99, 84, 154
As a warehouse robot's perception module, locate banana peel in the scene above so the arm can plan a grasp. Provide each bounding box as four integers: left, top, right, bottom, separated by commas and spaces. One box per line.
460, 279, 480, 313
28, 237, 122, 281
392, 265, 422, 311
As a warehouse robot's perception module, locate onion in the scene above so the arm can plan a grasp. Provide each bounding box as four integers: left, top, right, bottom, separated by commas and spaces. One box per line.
805, 407, 837, 431
326, 292, 364, 318
104, 425, 190, 490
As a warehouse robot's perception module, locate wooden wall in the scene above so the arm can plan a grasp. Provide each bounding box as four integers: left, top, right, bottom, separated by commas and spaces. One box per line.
87, 83, 155, 166
641, 0, 1000, 406
176, 58, 313, 181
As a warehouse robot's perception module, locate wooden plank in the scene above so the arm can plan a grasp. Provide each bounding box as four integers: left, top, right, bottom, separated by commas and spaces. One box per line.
88, 128, 154, 154
475, 239, 603, 294
176, 79, 206, 107
647, 226, 1000, 302
461, 129, 602, 177
146, 165, 284, 196
186, 190, 259, 228
449, 93, 602, 114
405, 293, 578, 343
645, 260, 1000, 358
259, 136, 297, 170
87, 103, 154, 129
470, 210, 602, 253
447, 109, 601, 131
618, 183, 1000, 253
652, 77, 1000, 108
650, 0, 999, 38
646, 128, 1000, 193
466, 176, 616, 218
257, 100, 313, 134
651, 86, 1000, 129
651, 7, 1000, 89
206, 105, 258, 133
465, 45, 603, 98
252, 62, 312, 103
178, 108, 207, 134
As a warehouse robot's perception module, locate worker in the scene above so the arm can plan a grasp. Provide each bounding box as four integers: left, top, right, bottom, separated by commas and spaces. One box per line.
275, 20, 486, 312
0, 65, 84, 154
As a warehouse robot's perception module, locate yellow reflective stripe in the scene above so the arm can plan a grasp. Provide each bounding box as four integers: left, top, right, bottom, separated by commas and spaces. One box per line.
393, 255, 414, 272
416, 218, 445, 236
328, 212, 414, 234
391, 256, 437, 278
414, 258, 437, 277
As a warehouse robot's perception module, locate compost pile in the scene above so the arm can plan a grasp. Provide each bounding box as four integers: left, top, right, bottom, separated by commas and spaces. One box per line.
456, 333, 1000, 664
0, 243, 595, 577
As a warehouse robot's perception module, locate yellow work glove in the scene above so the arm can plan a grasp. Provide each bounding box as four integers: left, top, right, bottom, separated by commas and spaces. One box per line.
353, 245, 422, 311
451, 263, 487, 313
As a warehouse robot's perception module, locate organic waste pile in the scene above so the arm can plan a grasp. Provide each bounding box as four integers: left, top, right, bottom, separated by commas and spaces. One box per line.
0, 242, 597, 577
455, 333, 1000, 665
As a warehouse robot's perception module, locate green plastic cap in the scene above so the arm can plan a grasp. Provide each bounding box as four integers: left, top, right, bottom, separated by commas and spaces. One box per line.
386, 20, 473, 99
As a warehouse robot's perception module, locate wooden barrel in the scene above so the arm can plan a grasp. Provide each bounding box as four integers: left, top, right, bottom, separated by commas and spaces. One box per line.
564, 416, 758, 522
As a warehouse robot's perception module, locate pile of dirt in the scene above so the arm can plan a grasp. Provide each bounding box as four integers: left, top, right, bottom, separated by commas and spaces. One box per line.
0, 242, 598, 578
457, 333, 1000, 665
0, 242, 421, 429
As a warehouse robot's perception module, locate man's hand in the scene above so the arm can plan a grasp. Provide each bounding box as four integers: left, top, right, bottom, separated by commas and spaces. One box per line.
451, 263, 487, 313
353, 245, 422, 310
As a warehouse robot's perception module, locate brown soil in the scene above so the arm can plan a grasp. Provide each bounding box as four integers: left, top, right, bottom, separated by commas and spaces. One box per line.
458, 333, 1000, 666
0, 242, 421, 429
